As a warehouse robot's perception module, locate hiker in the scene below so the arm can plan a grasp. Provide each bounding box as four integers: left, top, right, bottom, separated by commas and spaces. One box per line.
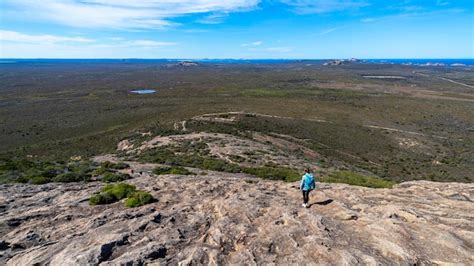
300, 168, 316, 208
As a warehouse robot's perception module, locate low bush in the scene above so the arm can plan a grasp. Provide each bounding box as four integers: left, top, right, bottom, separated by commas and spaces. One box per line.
101, 172, 131, 183
52, 172, 90, 183
100, 161, 129, 170
30, 176, 51, 185
102, 183, 137, 199
67, 161, 95, 176
202, 158, 241, 173
141, 148, 301, 180
153, 166, 193, 175
16, 176, 30, 183
92, 166, 113, 176
89, 191, 116, 205
140, 148, 241, 173
0, 159, 99, 184
89, 183, 154, 208
125, 191, 154, 207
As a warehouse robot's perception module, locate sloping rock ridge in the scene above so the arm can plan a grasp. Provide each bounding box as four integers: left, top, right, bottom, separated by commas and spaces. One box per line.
1, 164, 473, 265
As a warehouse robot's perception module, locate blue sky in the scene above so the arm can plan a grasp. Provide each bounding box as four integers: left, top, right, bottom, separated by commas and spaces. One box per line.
0, 0, 473, 59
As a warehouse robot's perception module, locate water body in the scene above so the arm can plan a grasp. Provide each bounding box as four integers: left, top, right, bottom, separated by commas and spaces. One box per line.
130, 89, 156, 94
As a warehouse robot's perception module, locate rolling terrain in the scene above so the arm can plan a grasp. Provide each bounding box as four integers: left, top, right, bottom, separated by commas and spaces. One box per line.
0, 61, 473, 183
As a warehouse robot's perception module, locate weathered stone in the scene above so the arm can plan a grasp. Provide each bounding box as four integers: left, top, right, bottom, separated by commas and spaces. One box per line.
0, 174, 473, 265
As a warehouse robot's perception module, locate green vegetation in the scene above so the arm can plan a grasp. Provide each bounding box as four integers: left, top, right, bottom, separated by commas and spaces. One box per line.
101, 172, 131, 183
125, 191, 155, 208
0, 158, 132, 184
144, 147, 300, 182
52, 172, 90, 183
93, 161, 129, 177
1, 62, 472, 183
153, 166, 193, 175
89, 183, 154, 207
30, 176, 51, 185
321, 171, 396, 188
103, 183, 137, 199
100, 161, 129, 170
186, 113, 473, 183
0, 159, 94, 184
89, 191, 116, 205
139, 147, 242, 173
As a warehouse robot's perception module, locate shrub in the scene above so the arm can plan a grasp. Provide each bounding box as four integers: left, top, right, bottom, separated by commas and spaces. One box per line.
100, 161, 129, 170
93, 167, 113, 176
41, 165, 63, 178
153, 166, 192, 175
16, 175, 30, 184
125, 191, 154, 207
89, 191, 117, 205
101, 172, 131, 183
123, 197, 140, 208
140, 148, 241, 173
67, 161, 95, 176
0, 159, 102, 184
102, 183, 136, 199
52, 172, 90, 183
30, 176, 51, 185
89, 183, 154, 207
202, 158, 241, 173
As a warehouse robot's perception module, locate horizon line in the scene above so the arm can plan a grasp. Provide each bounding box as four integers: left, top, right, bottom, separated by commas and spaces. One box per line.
1, 57, 473, 60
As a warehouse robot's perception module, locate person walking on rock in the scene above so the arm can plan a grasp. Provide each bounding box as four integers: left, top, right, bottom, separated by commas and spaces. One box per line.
300, 168, 316, 208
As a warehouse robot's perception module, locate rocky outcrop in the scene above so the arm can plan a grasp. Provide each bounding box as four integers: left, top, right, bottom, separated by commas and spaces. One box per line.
1, 164, 473, 265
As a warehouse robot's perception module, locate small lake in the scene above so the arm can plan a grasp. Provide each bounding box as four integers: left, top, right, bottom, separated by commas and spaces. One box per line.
130, 89, 156, 94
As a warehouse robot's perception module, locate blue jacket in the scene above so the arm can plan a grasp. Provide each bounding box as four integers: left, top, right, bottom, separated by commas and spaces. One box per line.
300, 173, 316, 191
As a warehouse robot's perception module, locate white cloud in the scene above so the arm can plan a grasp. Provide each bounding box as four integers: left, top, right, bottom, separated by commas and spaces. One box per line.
4, 0, 261, 30
280, 0, 369, 14
0, 30, 94, 44
197, 13, 229, 24
436, 0, 450, 6
242, 41, 263, 47
318, 26, 347, 36
0, 29, 177, 57
361, 8, 464, 24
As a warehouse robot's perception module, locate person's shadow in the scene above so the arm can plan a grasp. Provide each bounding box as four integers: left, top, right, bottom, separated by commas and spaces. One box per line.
308, 199, 333, 208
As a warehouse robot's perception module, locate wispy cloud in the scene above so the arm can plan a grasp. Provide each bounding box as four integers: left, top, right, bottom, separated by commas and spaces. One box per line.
197, 13, 229, 24
361, 8, 465, 24
436, 0, 450, 6
0, 30, 94, 44
318, 26, 348, 36
4, 0, 261, 30
0, 29, 177, 48
280, 0, 369, 14
241, 41, 263, 47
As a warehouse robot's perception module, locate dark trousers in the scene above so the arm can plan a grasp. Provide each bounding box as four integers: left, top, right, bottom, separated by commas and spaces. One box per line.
302, 190, 310, 204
